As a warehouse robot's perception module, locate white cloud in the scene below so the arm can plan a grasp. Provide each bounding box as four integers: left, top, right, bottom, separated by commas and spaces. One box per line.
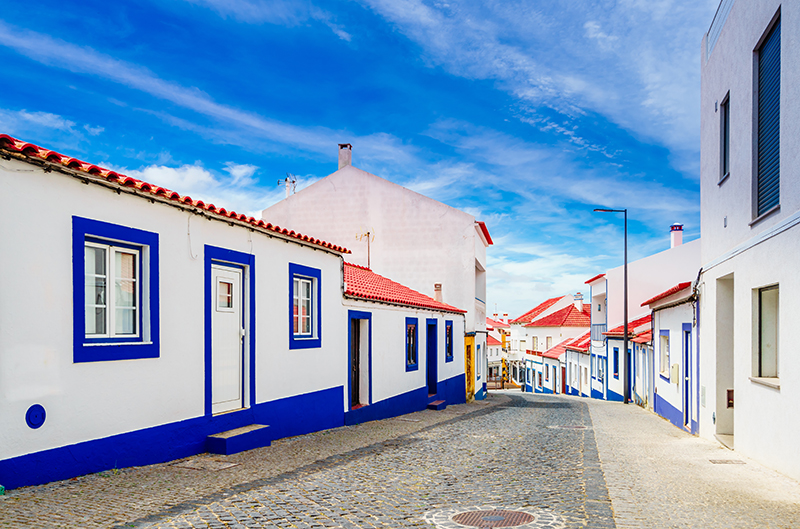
83, 124, 104, 136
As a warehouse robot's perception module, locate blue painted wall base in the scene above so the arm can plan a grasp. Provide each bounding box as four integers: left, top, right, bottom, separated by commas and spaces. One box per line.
654, 393, 697, 434
606, 388, 624, 402
591, 388, 604, 400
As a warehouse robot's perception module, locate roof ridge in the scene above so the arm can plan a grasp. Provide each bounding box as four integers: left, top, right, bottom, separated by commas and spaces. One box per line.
0, 134, 350, 254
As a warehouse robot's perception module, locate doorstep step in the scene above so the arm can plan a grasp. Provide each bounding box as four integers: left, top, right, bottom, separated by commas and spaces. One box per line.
427, 400, 447, 411
206, 424, 270, 455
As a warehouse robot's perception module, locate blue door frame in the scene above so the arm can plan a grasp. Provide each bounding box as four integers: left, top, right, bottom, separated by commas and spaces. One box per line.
426, 319, 438, 396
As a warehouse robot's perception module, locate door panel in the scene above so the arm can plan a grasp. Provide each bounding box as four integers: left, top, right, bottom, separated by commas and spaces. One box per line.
212, 265, 243, 414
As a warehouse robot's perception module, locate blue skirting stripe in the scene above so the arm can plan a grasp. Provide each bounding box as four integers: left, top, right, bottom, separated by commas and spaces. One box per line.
606, 388, 624, 402
591, 388, 604, 400
654, 392, 695, 433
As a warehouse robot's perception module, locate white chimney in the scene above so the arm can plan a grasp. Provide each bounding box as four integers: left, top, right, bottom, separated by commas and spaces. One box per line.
670, 223, 684, 248
433, 283, 443, 302
574, 292, 584, 312
502, 313, 508, 324
338, 143, 352, 169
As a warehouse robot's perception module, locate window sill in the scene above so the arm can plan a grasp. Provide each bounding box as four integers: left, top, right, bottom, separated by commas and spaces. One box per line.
405, 364, 419, 372
84, 340, 152, 347
659, 373, 670, 383
749, 376, 780, 390
749, 204, 780, 227
718, 172, 730, 186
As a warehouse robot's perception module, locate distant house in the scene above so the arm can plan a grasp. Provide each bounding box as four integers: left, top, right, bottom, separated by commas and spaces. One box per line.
485, 315, 509, 385
641, 282, 695, 432
0, 134, 467, 490
602, 316, 653, 402
262, 144, 492, 401
564, 332, 592, 397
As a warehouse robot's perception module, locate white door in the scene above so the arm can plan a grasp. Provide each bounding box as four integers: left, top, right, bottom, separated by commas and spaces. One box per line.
212, 265, 244, 414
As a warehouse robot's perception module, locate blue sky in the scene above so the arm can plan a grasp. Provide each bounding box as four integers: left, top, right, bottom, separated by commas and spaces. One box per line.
0, 0, 720, 317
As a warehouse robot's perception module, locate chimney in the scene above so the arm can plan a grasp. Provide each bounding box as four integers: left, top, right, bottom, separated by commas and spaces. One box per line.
433, 283, 443, 302
574, 292, 584, 312
502, 313, 508, 324
670, 223, 684, 248
338, 143, 352, 169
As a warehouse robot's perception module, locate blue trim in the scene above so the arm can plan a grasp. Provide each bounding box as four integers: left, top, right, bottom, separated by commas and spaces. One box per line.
591, 388, 604, 400
345, 373, 465, 426
445, 320, 453, 362
654, 392, 688, 431
72, 216, 160, 363
475, 383, 487, 400
606, 388, 624, 402
426, 319, 438, 394
659, 329, 670, 382
613, 347, 619, 379
204, 245, 256, 417
347, 310, 372, 410
288, 263, 322, 349
0, 386, 343, 490
682, 323, 692, 332
405, 317, 419, 371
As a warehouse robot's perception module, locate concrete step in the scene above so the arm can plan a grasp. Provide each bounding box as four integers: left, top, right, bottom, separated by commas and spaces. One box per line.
206, 424, 270, 455
427, 400, 447, 411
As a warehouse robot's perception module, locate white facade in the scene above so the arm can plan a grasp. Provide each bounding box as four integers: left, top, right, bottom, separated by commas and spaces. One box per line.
262, 146, 491, 400
699, 0, 800, 481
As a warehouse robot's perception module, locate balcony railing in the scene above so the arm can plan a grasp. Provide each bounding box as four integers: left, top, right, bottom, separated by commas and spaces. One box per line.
591, 323, 607, 341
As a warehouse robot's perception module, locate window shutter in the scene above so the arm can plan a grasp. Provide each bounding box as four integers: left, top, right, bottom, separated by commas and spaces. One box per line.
757, 18, 781, 216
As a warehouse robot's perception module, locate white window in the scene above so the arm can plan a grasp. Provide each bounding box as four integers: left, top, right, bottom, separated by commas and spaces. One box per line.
532, 336, 538, 350
756, 285, 779, 378
85, 242, 139, 338
546, 336, 553, 350
660, 333, 670, 376
293, 277, 313, 335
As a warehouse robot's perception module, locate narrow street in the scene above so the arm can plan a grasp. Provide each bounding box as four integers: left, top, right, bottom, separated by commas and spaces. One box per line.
1, 392, 798, 528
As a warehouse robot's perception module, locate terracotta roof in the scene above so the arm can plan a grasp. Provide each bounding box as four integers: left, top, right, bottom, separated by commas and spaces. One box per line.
604, 315, 653, 338
564, 331, 591, 353
486, 316, 509, 329
343, 263, 465, 314
585, 273, 606, 284
476, 221, 494, 245
632, 330, 653, 344
0, 134, 349, 254
525, 304, 591, 328
542, 338, 571, 359
510, 296, 565, 324
641, 282, 692, 307
487, 335, 502, 346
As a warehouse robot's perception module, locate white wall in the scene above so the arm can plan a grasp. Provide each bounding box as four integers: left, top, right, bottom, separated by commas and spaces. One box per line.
0, 159, 345, 461
652, 302, 696, 427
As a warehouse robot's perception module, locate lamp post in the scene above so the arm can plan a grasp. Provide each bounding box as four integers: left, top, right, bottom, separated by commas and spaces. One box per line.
594, 207, 630, 404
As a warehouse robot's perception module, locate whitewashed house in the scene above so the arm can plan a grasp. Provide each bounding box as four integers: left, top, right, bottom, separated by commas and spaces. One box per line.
485, 316, 509, 382
602, 316, 653, 403
698, 0, 800, 480
641, 282, 697, 432
564, 332, 591, 397
262, 144, 492, 401
0, 134, 467, 490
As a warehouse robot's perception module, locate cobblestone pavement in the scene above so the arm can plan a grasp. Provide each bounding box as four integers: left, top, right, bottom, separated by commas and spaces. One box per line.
2, 392, 799, 528
588, 397, 800, 529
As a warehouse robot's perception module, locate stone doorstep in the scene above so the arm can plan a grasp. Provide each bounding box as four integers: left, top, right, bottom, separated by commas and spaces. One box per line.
206, 424, 271, 456
427, 400, 447, 411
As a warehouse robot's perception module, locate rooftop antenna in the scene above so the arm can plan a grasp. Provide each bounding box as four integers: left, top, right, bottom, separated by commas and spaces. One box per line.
278, 173, 297, 198
356, 228, 375, 269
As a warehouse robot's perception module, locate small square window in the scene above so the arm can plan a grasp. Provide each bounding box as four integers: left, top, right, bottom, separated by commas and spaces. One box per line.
405, 318, 418, 371
217, 280, 234, 311
289, 263, 321, 349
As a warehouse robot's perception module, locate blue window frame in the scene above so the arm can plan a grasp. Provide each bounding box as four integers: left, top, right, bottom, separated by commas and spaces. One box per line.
289, 263, 322, 349
72, 216, 160, 363
756, 16, 781, 216
613, 347, 619, 379
445, 320, 454, 362
405, 317, 418, 371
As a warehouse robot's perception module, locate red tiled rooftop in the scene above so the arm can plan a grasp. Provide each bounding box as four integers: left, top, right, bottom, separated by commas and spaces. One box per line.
632, 330, 653, 344
476, 221, 494, 245
641, 282, 692, 307
344, 263, 466, 314
487, 335, 502, 346
486, 317, 509, 329
542, 338, 572, 359
525, 304, 591, 328
585, 273, 606, 284
0, 134, 350, 254
510, 296, 565, 324
564, 331, 592, 353
604, 315, 653, 337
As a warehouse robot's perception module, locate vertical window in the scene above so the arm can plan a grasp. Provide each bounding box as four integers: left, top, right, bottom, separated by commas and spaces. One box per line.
405, 318, 418, 371
445, 320, 454, 362
289, 263, 322, 349
532, 336, 538, 351
660, 332, 670, 377
545, 364, 549, 381
613, 348, 619, 379
756, 17, 781, 216
757, 286, 779, 378
720, 94, 730, 181
546, 336, 552, 350
85, 242, 139, 337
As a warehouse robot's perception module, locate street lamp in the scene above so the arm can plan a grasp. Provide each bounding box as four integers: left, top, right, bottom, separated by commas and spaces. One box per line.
593, 207, 630, 404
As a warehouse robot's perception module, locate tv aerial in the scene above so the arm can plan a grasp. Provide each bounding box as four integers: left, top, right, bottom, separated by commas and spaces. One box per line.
356, 228, 375, 269
278, 173, 297, 198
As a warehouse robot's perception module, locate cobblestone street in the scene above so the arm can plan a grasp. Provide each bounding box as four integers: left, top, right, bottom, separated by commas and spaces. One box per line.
2, 392, 799, 528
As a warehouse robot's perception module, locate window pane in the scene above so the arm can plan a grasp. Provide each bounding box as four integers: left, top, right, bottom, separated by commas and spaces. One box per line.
759, 287, 779, 377
86, 305, 106, 335
115, 252, 136, 280
116, 279, 136, 307
218, 281, 233, 308
85, 246, 106, 275
85, 246, 107, 335
116, 308, 136, 335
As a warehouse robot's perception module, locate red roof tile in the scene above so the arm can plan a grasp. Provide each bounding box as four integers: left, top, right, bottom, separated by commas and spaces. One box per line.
542, 338, 571, 359
343, 263, 466, 314
487, 335, 502, 346
525, 304, 591, 328
510, 296, 565, 324
641, 282, 692, 307
476, 221, 493, 245
0, 134, 350, 254
564, 331, 592, 353
604, 315, 653, 338
632, 330, 653, 344
486, 316, 509, 329
585, 273, 606, 284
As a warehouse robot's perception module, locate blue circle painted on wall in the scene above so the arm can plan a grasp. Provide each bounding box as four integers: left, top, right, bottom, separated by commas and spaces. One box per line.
26, 404, 46, 429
